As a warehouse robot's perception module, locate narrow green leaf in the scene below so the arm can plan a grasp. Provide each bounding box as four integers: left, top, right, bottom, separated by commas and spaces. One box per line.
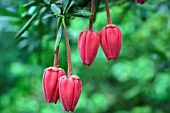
72, 10, 93, 17
55, 26, 62, 50
0, 8, 20, 17
42, 14, 53, 22
23, 1, 37, 8
63, 0, 72, 14
55, 19, 62, 51
50, 4, 61, 14
19, 6, 27, 15
15, 7, 41, 39
65, 0, 75, 13
28, 6, 37, 15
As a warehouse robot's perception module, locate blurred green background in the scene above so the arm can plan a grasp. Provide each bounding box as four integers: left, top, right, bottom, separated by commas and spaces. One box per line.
0, 0, 170, 113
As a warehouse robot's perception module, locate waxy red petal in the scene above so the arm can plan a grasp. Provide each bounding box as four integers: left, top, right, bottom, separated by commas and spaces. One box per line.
100, 24, 122, 60
71, 77, 82, 111
78, 30, 87, 64
50, 71, 58, 102
100, 27, 110, 59
59, 76, 67, 110
59, 75, 82, 112
66, 78, 74, 110
88, 31, 100, 65
78, 30, 100, 66
85, 31, 92, 65
107, 26, 119, 60
42, 67, 66, 104
116, 27, 122, 58
59, 76, 68, 110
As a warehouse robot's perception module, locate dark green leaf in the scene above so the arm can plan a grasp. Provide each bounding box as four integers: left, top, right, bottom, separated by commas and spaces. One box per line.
19, 6, 27, 15
54, 17, 62, 51
50, 4, 61, 14
23, 1, 37, 8
15, 7, 41, 39
72, 10, 93, 17
55, 28, 62, 50
63, 0, 72, 14
65, 0, 75, 13
28, 6, 37, 15
42, 14, 53, 22
0, 8, 20, 17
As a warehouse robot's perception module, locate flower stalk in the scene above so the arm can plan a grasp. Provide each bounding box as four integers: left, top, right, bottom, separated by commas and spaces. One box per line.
62, 18, 72, 77
53, 47, 59, 67
89, 0, 95, 31
105, 0, 112, 24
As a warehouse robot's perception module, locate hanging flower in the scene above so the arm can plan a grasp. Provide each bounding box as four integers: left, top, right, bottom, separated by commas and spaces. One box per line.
59, 75, 82, 112
78, 0, 100, 66
78, 30, 100, 66
42, 67, 66, 103
100, 24, 122, 60
100, 0, 122, 60
59, 18, 82, 112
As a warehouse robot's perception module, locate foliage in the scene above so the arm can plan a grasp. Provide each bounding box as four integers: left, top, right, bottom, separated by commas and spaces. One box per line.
0, 0, 170, 113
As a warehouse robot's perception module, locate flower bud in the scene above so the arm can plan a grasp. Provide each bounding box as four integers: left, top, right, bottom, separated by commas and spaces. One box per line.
137, 0, 147, 4
42, 67, 66, 103
100, 24, 122, 60
78, 30, 100, 66
59, 75, 82, 112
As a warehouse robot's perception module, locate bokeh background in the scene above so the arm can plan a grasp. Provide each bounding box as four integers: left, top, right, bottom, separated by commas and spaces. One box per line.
0, 0, 170, 113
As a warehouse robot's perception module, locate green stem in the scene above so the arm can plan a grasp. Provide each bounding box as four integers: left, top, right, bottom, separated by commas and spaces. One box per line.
62, 19, 72, 77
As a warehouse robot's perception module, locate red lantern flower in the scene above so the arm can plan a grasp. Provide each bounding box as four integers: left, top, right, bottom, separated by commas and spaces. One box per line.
137, 0, 147, 4
59, 75, 82, 112
78, 30, 100, 66
100, 0, 122, 60
42, 67, 66, 103
100, 24, 122, 60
